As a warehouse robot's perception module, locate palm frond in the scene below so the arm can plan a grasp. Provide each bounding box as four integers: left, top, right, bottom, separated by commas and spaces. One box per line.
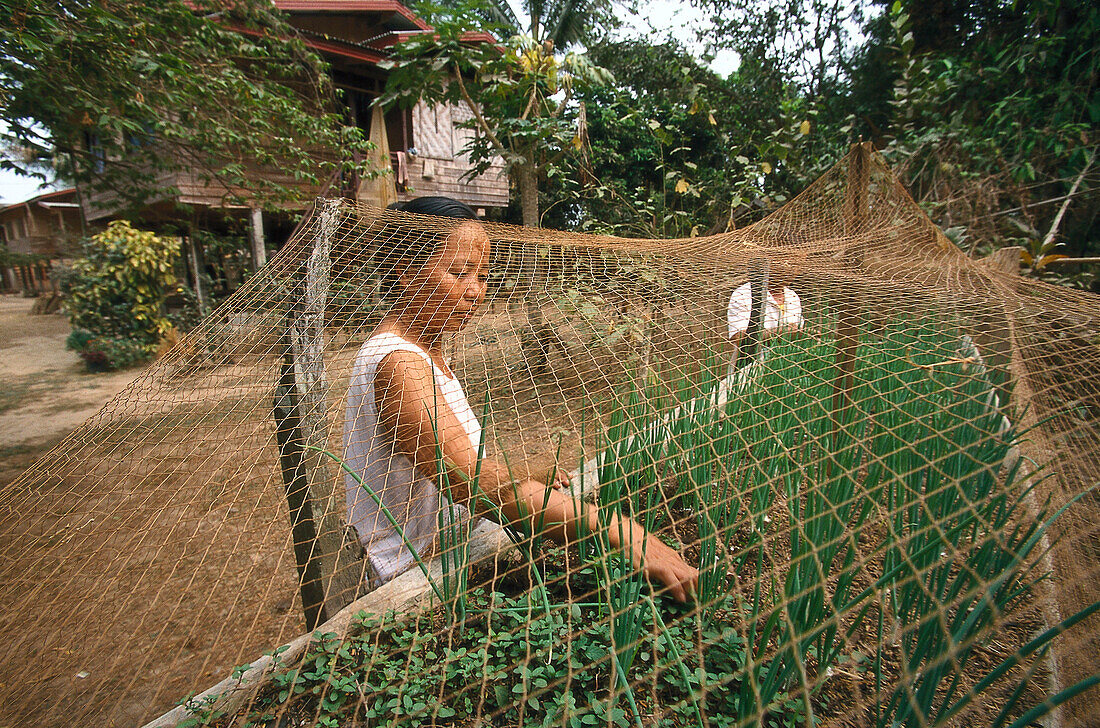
545, 0, 611, 48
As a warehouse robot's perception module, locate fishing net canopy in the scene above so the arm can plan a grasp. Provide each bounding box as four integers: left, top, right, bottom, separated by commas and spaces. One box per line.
2, 144, 1099, 727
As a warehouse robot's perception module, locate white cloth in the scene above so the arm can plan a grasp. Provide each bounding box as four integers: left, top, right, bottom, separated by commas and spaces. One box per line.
343, 333, 482, 585
727, 283, 803, 339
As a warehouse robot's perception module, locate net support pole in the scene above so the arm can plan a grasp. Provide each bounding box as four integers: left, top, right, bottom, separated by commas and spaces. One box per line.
832, 142, 870, 446
274, 199, 360, 629
274, 357, 329, 629
185, 233, 208, 316
249, 206, 267, 271
736, 258, 769, 369
983, 250, 1073, 728
971, 246, 1023, 407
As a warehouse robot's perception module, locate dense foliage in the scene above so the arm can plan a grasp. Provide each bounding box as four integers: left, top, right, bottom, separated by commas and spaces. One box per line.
380, 0, 612, 227
0, 0, 370, 212
869, 0, 1098, 267
379, 0, 1096, 280
6, 0, 1091, 283
61, 220, 177, 370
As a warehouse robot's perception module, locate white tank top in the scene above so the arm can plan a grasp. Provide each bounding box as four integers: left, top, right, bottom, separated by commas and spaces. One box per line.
342, 333, 482, 585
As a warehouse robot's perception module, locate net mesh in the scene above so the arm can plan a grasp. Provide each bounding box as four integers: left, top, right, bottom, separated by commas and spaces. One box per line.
2, 144, 1099, 727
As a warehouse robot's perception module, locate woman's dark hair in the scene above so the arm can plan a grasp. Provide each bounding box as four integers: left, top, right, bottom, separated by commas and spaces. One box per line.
375, 197, 479, 296
389, 196, 477, 220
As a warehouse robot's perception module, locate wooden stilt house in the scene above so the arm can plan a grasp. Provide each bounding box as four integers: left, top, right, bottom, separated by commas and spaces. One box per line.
79, 1, 509, 227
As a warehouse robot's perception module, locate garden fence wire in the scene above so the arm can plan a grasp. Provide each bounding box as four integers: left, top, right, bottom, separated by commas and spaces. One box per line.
1, 144, 1099, 727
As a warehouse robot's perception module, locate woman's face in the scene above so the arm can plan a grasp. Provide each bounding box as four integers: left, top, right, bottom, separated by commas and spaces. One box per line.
397, 221, 489, 336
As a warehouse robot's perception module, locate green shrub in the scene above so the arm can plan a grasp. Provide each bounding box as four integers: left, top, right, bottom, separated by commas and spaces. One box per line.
65, 328, 95, 352
62, 220, 178, 369
78, 336, 154, 372
166, 284, 203, 334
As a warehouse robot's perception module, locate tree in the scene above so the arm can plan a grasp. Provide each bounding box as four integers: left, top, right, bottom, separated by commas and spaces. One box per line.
695, 0, 865, 101
852, 0, 1099, 264
551, 37, 842, 238
562, 39, 735, 237
0, 0, 369, 212
460, 0, 615, 50
380, 1, 610, 227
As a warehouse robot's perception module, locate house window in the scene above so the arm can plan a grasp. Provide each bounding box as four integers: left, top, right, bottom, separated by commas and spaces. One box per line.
83, 130, 106, 173
127, 122, 154, 150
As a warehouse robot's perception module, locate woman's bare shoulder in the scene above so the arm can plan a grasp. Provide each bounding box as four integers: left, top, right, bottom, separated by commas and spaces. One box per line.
376, 349, 435, 390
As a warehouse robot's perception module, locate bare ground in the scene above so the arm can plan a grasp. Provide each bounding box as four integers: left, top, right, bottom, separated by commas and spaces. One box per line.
0, 295, 143, 487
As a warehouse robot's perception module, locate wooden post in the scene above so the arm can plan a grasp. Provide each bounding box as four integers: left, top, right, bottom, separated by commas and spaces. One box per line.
274, 200, 361, 627
735, 258, 770, 369
971, 246, 1023, 406
186, 234, 208, 316
273, 355, 330, 630
249, 207, 267, 271
986, 245, 1022, 276
832, 142, 870, 449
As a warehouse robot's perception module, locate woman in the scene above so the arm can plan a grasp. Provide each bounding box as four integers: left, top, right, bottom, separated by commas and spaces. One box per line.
344, 197, 697, 601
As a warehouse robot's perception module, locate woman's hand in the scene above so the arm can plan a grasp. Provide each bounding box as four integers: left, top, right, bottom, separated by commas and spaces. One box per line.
546, 466, 571, 491
629, 533, 699, 604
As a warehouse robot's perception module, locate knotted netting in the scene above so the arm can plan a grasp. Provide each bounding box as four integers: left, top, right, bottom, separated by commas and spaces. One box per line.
2, 144, 1099, 727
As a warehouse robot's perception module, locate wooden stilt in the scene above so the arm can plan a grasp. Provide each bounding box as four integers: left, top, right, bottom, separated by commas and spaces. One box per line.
250, 207, 267, 271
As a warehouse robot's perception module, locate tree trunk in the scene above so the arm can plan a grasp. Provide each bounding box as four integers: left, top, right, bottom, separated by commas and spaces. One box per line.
830, 143, 870, 472
514, 159, 556, 374
185, 234, 208, 316
517, 162, 539, 228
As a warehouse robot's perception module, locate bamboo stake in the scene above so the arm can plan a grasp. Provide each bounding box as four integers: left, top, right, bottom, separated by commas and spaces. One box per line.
275, 200, 360, 628
736, 258, 769, 369
1046, 256, 1100, 265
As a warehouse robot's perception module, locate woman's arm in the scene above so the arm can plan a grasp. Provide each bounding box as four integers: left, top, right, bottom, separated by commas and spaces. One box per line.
374, 351, 698, 602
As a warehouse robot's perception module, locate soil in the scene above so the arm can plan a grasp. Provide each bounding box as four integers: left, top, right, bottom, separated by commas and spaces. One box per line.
0, 295, 143, 487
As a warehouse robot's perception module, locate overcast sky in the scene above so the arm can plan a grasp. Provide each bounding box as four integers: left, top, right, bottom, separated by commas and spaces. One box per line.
0, 0, 734, 207
0, 171, 55, 206
619, 0, 739, 76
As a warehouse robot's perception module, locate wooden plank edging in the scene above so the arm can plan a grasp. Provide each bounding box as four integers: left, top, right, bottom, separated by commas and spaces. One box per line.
141, 466, 602, 728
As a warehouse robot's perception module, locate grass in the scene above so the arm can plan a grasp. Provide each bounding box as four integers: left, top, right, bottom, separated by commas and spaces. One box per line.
201, 314, 1098, 728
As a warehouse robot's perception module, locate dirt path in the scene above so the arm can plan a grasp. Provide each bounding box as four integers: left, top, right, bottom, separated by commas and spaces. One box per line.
0, 295, 143, 486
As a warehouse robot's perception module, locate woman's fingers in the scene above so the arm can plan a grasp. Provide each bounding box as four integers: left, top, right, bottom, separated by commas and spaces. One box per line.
547, 467, 570, 490
669, 562, 699, 603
